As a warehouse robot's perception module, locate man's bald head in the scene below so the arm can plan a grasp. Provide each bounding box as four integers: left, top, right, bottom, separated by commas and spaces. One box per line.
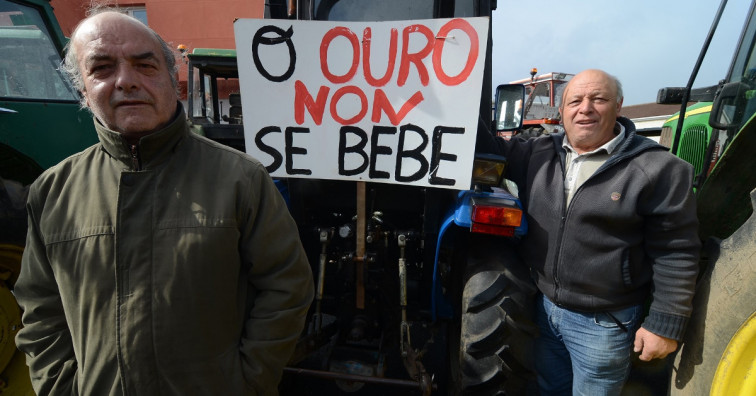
62, 10, 178, 106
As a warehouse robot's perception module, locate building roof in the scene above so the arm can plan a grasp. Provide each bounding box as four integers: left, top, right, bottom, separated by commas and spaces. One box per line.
621, 102, 689, 119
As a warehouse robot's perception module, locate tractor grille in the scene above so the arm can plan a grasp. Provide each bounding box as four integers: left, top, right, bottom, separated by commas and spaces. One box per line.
678, 124, 709, 174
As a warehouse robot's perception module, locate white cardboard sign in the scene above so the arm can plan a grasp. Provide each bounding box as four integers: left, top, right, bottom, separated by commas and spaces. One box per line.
234, 17, 488, 190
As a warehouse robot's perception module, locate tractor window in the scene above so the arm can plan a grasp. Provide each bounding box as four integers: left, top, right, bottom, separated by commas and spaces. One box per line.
190, 68, 215, 122
314, 0, 434, 21
728, 5, 756, 131
453, 2, 475, 17
0, 0, 78, 101
189, 63, 241, 125
524, 83, 551, 120
553, 80, 569, 108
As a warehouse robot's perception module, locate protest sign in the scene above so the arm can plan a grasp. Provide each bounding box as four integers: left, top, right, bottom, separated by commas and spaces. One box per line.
234, 17, 488, 189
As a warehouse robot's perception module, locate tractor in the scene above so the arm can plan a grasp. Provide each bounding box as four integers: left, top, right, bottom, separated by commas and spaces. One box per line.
656, 0, 756, 394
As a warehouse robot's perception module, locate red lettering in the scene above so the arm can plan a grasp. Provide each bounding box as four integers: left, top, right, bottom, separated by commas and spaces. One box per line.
362, 28, 398, 87
320, 27, 360, 84
371, 89, 424, 125
294, 80, 329, 125
300, 21, 483, 125
330, 86, 368, 125
397, 24, 435, 87
432, 19, 479, 86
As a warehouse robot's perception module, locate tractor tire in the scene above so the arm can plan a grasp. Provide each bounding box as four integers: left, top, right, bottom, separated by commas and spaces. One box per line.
0, 177, 28, 287
670, 188, 756, 395
450, 234, 538, 395
0, 177, 34, 394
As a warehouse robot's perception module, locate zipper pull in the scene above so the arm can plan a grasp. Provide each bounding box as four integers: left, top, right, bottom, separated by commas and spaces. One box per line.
130, 144, 141, 171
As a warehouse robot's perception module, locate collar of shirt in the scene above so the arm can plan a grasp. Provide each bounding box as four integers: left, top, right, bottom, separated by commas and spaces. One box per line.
562, 121, 626, 157
561, 121, 626, 206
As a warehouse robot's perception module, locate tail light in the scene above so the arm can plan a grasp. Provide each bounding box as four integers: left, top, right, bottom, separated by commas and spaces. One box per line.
470, 196, 522, 236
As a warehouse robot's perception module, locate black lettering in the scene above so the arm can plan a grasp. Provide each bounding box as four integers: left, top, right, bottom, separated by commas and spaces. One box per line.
429, 126, 463, 186
252, 25, 296, 82
395, 124, 429, 182
284, 127, 311, 175
369, 126, 396, 179
338, 126, 369, 176
255, 126, 283, 173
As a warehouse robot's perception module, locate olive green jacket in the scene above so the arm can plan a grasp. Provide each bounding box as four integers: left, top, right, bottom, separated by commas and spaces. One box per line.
15, 106, 314, 395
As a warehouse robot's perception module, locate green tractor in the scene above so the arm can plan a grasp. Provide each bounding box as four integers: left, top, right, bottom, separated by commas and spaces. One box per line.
659, 102, 714, 177
657, 0, 756, 394
0, 0, 97, 393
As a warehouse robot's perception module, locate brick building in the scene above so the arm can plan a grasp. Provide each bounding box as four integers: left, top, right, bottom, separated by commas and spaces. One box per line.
49, 0, 264, 99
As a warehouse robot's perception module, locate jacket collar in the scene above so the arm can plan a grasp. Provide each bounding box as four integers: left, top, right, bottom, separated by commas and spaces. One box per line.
94, 103, 188, 170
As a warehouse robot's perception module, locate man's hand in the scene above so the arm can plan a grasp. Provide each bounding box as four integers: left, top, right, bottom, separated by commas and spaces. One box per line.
634, 327, 678, 361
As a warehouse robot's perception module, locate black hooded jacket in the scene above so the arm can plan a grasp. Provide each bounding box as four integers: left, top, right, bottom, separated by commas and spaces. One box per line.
477, 117, 700, 340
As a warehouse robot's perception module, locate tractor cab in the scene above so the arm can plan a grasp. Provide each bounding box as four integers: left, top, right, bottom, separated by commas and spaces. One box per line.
185, 48, 245, 152
507, 68, 573, 138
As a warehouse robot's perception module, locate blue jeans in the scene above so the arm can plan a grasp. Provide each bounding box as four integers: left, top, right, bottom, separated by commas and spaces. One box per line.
534, 294, 643, 396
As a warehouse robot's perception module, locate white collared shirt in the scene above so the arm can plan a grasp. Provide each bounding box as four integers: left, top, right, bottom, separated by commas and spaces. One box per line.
562, 122, 626, 207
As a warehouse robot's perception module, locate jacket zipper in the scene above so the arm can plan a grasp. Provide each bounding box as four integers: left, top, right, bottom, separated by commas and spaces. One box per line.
553, 153, 602, 304
552, 196, 567, 304
551, 146, 605, 304
130, 144, 141, 171
552, 152, 568, 304
121, 144, 140, 395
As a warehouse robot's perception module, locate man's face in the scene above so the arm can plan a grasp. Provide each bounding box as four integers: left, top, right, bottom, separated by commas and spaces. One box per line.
74, 13, 177, 138
559, 70, 622, 153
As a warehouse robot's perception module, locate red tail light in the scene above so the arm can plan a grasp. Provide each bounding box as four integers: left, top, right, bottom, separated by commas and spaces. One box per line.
470, 202, 522, 236
471, 222, 515, 236
472, 204, 522, 226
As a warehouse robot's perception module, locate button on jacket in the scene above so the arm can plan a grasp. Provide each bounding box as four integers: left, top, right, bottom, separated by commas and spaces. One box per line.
15, 106, 314, 395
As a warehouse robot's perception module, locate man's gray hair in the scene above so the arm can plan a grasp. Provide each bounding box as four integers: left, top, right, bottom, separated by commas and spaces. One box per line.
61, 7, 180, 107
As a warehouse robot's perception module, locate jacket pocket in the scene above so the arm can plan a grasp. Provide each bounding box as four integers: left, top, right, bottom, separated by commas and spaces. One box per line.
621, 248, 633, 287
45, 225, 114, 245
159, 345, 249, 395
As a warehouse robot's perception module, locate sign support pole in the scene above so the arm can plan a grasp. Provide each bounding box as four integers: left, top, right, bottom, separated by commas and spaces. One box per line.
355, 181, 366, 309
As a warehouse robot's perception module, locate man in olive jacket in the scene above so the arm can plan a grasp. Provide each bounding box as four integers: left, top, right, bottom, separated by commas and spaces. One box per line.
14, 10, 314, 395
480, 69, 700, 395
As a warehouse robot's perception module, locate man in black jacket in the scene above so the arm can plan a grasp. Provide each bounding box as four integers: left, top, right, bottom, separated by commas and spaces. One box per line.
478, 69, 700, 395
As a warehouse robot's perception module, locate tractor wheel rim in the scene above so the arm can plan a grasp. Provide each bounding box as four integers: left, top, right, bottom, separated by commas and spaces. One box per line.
711, 311, 756, 396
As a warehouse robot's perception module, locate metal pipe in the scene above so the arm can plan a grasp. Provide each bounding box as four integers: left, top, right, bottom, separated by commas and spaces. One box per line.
314, 230, 329, 333
398, 233, 410, 358
671, 0, 729, 157
283, 367, 434, 391
355, 182, 366, 309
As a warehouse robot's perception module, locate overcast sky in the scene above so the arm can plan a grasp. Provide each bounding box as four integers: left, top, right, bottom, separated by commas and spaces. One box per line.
490, 0, 752, 106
